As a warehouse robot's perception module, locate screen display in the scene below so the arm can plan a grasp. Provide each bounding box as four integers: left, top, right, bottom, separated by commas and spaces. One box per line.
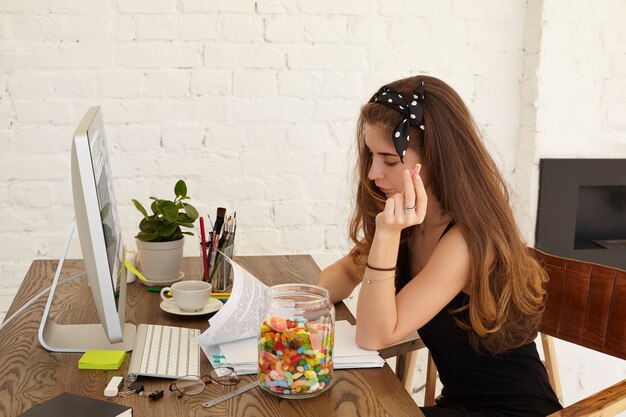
575, 185, 626, 247
88, 128, 123, 291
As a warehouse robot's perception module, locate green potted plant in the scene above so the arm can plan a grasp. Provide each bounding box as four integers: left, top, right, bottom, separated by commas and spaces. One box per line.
132, 179, 199, 283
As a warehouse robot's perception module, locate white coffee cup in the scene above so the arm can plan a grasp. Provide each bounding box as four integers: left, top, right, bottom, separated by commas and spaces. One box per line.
161, 280, 212, 312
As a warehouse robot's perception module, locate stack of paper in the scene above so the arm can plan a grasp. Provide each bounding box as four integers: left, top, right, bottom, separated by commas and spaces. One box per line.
196, 257, 384, 375
205, 338, 256, 374
333, 321, 385, 369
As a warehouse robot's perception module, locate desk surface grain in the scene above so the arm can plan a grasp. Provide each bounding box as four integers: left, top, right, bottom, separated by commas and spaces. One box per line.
0, 256, 423, 417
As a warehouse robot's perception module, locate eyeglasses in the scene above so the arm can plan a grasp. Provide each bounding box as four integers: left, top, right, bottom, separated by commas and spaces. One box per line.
169, 366, 239, 398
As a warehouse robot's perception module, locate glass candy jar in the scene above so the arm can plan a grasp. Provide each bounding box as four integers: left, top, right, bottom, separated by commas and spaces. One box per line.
258, 284, 335, 399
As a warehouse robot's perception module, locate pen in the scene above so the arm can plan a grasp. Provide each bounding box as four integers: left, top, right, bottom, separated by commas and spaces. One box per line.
147, 287, 171, 296
209, 207, 225, 280
208, 229, 219, 279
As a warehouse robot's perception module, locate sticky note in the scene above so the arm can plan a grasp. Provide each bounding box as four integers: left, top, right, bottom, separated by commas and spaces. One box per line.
78, 350, 126, 370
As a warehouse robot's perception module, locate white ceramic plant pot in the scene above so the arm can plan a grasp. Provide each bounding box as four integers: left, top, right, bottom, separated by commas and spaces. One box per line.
135, 237, 185, 282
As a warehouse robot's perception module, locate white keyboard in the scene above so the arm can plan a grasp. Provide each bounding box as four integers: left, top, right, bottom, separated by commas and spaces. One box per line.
127, 324, 201, 381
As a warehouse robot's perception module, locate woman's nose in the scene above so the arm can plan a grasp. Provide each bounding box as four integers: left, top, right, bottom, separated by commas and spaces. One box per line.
368, 159, 381, 181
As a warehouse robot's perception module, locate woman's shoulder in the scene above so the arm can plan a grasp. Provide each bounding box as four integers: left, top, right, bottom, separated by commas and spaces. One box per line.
411, 225, 471, 289
431, 224, 471, 271
434, 222, 469, 255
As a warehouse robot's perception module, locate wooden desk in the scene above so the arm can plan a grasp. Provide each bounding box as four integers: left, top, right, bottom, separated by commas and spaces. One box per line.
0, 257, 425, 417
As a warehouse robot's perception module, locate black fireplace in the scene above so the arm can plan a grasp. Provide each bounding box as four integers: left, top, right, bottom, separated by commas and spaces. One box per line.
535, 159, 626, 269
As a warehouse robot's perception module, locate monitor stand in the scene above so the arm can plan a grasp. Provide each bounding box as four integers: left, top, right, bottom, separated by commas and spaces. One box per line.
38, 220, 136, 352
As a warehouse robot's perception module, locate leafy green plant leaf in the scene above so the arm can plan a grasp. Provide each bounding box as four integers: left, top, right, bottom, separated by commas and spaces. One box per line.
158, 200, 178, 223
174, 180, 187, 198
135, 231, 159, 242
132, 199, 149, 219
155, 220, 178, 237
139, 218, 157, 233
177, 213, 194, 223
183, 203, 199, 220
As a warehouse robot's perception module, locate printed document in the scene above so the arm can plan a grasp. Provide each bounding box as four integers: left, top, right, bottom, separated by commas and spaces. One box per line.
197, 259, 267, 346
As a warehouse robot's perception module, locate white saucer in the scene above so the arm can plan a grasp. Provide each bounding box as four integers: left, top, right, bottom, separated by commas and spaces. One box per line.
160, 298, 223, 316
139, 271, 184, 287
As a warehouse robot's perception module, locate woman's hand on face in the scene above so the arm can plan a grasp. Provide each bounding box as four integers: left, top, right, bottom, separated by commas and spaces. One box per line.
375, 167, 427, 233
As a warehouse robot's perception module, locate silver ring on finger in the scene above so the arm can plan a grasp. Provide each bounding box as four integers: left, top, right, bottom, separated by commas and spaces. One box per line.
404, 204, 416, 210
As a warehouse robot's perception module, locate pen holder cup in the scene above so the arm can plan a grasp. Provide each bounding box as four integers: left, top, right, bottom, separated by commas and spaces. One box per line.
209, 243, 235, 293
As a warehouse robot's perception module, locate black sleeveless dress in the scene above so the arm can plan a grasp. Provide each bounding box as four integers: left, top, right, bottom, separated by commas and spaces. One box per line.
398, 222, 562, 417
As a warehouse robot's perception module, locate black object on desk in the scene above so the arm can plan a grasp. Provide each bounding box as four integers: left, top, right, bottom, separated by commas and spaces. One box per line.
17, 392, 132, 417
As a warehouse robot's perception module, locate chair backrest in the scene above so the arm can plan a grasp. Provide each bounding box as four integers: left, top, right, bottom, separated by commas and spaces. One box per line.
529, 248, 626, 360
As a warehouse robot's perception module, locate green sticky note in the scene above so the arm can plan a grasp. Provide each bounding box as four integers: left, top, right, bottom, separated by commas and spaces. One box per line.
78, 350, 126, 370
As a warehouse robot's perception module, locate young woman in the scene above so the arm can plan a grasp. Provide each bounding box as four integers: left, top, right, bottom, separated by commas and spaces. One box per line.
317, 75, 562, 417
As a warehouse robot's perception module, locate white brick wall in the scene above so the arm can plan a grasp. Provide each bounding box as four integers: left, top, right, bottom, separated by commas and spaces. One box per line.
1, 0, 625, 411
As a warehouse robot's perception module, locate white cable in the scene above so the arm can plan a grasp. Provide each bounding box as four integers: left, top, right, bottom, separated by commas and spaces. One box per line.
0, 271, 86, 333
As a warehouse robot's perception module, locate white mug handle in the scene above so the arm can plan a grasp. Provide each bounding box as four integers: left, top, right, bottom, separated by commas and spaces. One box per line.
160, 287, 173, 302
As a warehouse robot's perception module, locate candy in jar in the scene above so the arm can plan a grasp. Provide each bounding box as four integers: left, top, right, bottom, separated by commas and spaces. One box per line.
258, 284, 335, 398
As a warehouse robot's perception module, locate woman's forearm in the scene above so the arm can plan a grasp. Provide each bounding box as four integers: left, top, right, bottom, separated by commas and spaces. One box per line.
355, 229, 402, 349
317, 256, 360, 304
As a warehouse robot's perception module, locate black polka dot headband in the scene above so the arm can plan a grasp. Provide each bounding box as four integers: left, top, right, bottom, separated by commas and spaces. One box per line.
369, 81, 425, 162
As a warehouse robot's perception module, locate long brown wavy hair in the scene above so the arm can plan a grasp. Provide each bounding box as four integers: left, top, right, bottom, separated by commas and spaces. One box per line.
348, 75, 547, 355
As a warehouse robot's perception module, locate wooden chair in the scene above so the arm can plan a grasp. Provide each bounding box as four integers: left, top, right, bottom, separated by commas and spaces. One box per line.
418, 248, 626, 413
376, 332, 435, 400
377, 333, 429, 393
395, 349, 437, 405
397, 349, 438, 406
529, 248, 626, 417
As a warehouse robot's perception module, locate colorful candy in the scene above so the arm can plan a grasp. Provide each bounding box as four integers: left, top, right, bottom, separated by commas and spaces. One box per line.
258, 315, 333, 397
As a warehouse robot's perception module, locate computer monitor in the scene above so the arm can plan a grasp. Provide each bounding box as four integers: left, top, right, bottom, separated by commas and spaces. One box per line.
38, 106, 136, 352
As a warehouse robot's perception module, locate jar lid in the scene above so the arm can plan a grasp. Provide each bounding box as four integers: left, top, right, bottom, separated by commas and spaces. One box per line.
265, 283, 329, 301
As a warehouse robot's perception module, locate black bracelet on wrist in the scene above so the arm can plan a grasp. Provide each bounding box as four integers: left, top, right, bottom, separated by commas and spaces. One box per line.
365, 262, 396, 272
